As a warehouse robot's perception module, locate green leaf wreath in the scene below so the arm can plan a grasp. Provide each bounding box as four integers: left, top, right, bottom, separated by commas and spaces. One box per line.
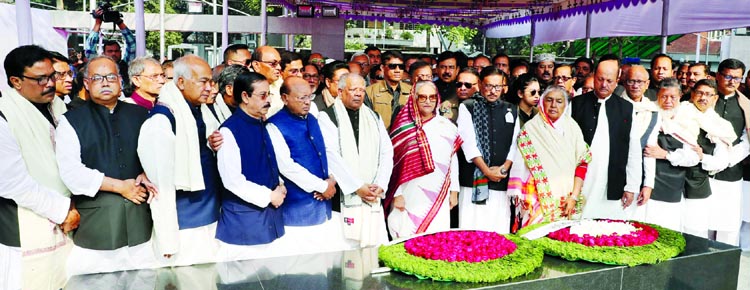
378, 234, 543, 283
516, 221, 686, 267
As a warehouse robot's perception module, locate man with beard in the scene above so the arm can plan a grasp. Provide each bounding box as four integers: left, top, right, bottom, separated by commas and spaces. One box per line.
138, 55, 221, 266
534, 53, 555, 91
571, 57, 642, 220
365, 51, 411, 129
55, 55, 157, 276
0, 45, 79, 290
573, 57, 593, 91
456, 67, 519, 234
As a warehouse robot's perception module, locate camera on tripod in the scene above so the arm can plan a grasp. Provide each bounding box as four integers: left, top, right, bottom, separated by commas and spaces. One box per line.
92, 1, 123, 23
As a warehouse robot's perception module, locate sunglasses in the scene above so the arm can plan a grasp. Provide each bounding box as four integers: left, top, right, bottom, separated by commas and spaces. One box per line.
456, 82, 476, 89
526, 90, 540, 96
417, 94, 438, 102
386, 63, 406, 70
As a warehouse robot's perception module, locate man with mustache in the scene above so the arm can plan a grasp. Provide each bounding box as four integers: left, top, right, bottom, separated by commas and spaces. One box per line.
214, 72, 288, 260
571, 56, 643, 221
534, 53, 555, 91
365, 51, 411, 129
0, 45, 79, 290
434, 51, 459, 102
682, 63, 710, 101
319, 73, 392, 247
492, 53, 511, 76
267, 76, 368, 253
573, 56, 593, 91
456, 67, 519, 234
55, 55, 158, 275
138, 55, 222, 266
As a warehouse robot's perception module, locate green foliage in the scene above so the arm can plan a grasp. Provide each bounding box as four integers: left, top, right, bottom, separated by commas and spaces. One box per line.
345, 39, 366, 50
400, 31, 414, 41
145, 31, 183, 58
385, 28, 394, 39
295, 35, 311, 49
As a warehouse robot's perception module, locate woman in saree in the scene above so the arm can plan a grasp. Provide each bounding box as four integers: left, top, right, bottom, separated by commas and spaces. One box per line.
508, 86, 592, 230
384, 81, 463, 239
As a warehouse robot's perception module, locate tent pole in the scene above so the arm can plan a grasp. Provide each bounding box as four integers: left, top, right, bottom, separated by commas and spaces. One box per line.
660, 0, 669, 54
695, 33, 701, 62
16, 0, 33, 45
529, 16, 535, 62
585, 10, 591, 58
222, 0, 229, 51
260, 0, 267, 45
134, 0, 146, 56
159, 0, 165, 60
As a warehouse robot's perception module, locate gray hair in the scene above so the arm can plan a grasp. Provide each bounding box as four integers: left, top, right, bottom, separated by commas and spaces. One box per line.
349, 52, 370, 63
337, 73, 365, 90
219, 64, 250, 95
128, 56, 161, 86
414, 80, 437, 96
172, 55, 204, 84
82, 55, 119, 78
658, 77, 681, 92
541, 85, 570, 101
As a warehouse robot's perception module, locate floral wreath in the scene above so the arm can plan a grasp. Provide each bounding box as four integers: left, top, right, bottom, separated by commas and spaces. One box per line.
516, 220, 686, 267
378, 231, 543, 283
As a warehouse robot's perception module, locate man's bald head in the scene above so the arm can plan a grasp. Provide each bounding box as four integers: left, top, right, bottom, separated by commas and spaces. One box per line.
593, 60, 619, 99
174, 55, 212, 106
280, 76, 312, 117
252, 46, 282, 82
624, 65, 650, 101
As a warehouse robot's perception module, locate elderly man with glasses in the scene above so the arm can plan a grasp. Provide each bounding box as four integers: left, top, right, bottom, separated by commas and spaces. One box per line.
126, 56, 166, 111
251, 46, 284, 117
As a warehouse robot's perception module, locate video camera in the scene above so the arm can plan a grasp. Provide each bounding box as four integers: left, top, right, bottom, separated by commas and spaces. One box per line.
92, 1, 123, 23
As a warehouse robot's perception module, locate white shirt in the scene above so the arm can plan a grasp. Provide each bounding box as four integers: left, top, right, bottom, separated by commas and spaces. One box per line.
267, 116, 364, 195
317, 111, 393, 191
216, 127, 277, 208
0, 117, 69, 225
55, 116, 106, 197
456, 103, 520, 164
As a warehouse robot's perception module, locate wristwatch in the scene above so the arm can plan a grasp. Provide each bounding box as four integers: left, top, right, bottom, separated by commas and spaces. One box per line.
499, 166, 508, 176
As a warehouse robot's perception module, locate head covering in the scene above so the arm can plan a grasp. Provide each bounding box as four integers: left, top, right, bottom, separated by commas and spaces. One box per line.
384, 83, 443, 212
535, 53, 556, 63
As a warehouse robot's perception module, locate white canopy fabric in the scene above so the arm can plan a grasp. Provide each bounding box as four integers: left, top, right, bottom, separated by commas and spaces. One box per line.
484, 0, 750, 46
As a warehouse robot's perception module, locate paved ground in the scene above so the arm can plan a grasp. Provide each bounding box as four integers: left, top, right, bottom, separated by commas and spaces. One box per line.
740, 251, 749, 290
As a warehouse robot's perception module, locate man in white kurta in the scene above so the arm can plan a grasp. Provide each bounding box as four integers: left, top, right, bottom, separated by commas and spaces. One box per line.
570, 59, 643, 220
318, 73, 393, 247
138, 55, 221, 266
267, 76, 370, 255
0, 45, 76, 290
456, 68, 520, 234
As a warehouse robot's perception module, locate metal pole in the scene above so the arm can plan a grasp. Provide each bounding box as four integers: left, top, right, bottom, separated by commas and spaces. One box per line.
159, 0, 165, 60
213, 0, 217, 65
660, 0, 669, 54
695, 33, 701, 62
134, 0, 146, 56
260, 0, 267, 45
15, 0, 33, 45
585, 10, 591, 58
706, 39, 710, 65
529, 16, 535, 62
482, 33, 486, 55
221, 0, 228, 51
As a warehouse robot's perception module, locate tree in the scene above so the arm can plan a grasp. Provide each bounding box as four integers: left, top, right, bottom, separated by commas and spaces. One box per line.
400, 31, 414, 41
345, 39, 366, 51
416, 25, 477, 51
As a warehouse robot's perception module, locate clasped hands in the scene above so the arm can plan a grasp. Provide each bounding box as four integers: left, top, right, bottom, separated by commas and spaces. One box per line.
483, 166, 507, 183
314, 175, 338, 201
118, 173, 159, 205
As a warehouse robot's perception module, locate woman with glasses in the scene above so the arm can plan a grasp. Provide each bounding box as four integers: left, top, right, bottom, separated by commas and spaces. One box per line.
385, 81, 462, 239
507, 73, 541, 128
508, 86, 591, 230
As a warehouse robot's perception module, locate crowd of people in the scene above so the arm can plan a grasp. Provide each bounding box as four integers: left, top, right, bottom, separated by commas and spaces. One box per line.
2, 25, 750, 290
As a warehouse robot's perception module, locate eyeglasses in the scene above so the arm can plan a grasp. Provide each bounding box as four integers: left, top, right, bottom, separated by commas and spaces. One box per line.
347, 88, 365, 94
285, 93, 312, 101
526, 90, 540, 96
303, 73, 319, 80
625, 79, 648, 86
354, 62, 369, 68
484, 84, 507, 91
54, 70, 74, 80
310, 59, 325, 64
720, 73, 743, 83
86, 74, 119, 84
252, 91, 269, 100
553, 76, 573, 82
21, 73, 57, 85
136, 73, 167, 81
417, 94, 438, 103
259, 60, 281, 68
456, 82, 476, 89
694, 91, 715, 98
386, 63, 406, 70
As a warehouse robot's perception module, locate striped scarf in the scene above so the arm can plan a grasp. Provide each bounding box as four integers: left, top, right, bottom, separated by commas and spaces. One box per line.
384, 86, 440, 214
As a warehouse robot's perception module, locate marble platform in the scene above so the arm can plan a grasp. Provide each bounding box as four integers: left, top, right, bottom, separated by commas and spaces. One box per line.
64, 233, 741, 290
